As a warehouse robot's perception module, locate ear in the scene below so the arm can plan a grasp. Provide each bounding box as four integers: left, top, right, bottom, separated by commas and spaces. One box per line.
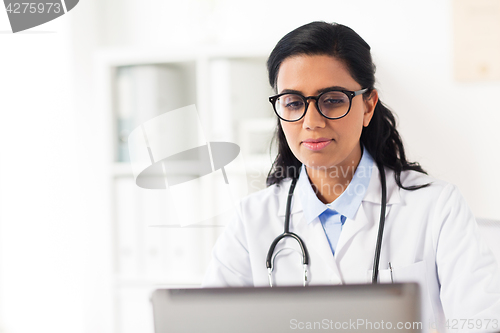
363, 89, 378, 127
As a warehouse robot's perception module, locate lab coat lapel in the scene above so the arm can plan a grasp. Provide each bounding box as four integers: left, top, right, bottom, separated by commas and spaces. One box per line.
277, 165, 401, 284
281, 175, 342, 282
294, 214, 341, 283
335, 165, 399, 259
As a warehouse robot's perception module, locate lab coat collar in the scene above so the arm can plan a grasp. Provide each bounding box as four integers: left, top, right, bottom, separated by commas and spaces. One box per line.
296, 164, 327, 224
296, 147, 374, 224
277, 177, 303, 217
277, 161, 401, 217
362, 163, 401, 206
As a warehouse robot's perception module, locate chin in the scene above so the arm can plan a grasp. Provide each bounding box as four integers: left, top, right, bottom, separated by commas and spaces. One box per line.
303, 160, 333, 170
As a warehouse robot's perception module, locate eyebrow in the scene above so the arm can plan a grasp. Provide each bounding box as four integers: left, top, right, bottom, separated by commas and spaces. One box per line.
279, 85, 350, 95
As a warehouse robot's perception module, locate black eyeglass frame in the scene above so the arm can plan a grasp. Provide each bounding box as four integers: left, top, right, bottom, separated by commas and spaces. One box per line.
269, 88, 369, 122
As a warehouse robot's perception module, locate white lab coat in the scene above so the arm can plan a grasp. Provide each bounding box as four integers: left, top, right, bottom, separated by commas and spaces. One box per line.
203, 164, 500, 332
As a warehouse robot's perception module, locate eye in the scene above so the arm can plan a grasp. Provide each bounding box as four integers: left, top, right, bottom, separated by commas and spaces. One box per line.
282, 94, 304, 111
320, 92, 349, 109
323, 98, 345, 105
285, 100, 304, 109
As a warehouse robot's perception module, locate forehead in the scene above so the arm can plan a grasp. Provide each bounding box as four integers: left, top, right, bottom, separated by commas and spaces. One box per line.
276, 55, 359, 94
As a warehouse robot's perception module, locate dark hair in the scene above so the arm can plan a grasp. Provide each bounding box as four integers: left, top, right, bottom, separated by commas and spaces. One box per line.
266, 21, 429, 190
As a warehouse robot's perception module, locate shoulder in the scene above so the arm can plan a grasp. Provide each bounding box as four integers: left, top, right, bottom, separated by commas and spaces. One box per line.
366, 165, 457, 207
387, 169, 478, 253
381, 167, 468, 223
398, 168, 458, 198
395, 168, 470, 223
399, 168, 444, 188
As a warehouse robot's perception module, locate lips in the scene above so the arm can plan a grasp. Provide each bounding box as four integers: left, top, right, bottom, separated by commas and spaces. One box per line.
301, 138, 333, 151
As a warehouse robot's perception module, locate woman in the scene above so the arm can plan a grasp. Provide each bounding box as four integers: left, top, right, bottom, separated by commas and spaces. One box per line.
203, 22, 500, 331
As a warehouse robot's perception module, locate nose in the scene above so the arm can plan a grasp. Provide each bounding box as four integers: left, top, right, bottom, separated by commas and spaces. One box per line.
302, 99, 326, 130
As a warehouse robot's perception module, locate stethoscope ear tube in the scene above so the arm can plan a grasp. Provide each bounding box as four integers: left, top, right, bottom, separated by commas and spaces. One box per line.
266, 177, 310, 288
266, 231, 309, 269
266, 177, 307, 270
371, 162, 387, 284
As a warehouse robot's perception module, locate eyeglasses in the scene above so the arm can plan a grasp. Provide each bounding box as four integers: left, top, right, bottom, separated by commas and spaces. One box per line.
269, 88, 368, 122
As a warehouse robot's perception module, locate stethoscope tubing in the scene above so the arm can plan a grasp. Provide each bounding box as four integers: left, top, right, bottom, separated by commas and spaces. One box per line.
266, 162, 387, 286
266, 175, 309, 270
371, 161, 387, 283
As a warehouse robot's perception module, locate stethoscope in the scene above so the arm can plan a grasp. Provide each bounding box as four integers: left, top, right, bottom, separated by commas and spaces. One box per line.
266, 162, 387, 287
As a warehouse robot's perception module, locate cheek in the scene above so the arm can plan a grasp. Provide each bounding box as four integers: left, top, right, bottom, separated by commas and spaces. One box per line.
344, 118, 364, 137
341, 108, 365, 137
280, 122, 300, 150
280, 122, 292, 141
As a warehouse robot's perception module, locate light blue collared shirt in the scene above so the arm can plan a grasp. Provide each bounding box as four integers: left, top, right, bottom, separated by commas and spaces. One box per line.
297, 147, 374, 255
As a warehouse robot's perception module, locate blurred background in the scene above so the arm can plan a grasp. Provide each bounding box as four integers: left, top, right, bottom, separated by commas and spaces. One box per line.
0, 0, 499, 332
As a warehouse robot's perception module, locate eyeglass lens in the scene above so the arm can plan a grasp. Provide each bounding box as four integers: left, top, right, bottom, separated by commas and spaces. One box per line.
274, 91, 350, 121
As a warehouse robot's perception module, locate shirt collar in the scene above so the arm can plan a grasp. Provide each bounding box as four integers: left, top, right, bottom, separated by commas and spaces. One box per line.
297, 146, 375, 224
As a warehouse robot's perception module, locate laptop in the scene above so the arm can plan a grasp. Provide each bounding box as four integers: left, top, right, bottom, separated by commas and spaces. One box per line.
151, 283, 421, 333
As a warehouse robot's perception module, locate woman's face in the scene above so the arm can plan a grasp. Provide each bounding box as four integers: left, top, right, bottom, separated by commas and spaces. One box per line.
276, 54, 378, 173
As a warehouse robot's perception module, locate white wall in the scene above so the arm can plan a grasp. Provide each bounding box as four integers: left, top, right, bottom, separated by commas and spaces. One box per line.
0, 9, 84, 333
1, 1, 499, 333
93, 0, 500, 219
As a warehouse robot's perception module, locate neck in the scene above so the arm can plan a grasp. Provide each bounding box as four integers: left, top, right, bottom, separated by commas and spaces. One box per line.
305, 145, 363, 204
